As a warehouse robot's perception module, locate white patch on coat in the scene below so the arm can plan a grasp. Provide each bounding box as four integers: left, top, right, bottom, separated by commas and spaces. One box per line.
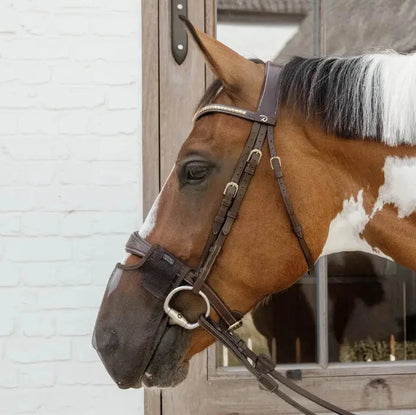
321, 190, 392, 260
139, 194, 160, 238
138, 166, 175, 239
372, 156, 416, 218
322, 156, 416, 260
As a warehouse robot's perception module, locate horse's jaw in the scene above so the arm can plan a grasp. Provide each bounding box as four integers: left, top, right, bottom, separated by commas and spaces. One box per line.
141, 325, 191, 388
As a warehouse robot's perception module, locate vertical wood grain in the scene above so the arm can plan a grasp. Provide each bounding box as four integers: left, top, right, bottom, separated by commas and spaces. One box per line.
142, 0, 160, 215
158, 0, 207, 182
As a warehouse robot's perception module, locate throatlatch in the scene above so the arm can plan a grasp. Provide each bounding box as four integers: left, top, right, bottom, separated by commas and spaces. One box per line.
123, 62, 354, 415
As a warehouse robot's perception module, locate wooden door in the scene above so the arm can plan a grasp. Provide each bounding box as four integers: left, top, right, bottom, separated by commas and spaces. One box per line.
141, 1, 215, 413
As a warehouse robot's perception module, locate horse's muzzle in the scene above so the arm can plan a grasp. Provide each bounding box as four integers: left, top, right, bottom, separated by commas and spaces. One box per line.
93, 242, 193, 387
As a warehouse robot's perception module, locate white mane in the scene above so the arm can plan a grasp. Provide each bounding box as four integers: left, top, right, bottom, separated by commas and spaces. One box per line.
279, 52, 416, 146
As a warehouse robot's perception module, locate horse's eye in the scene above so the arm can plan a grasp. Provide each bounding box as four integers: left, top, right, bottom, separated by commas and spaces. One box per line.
184, 162, 209, 184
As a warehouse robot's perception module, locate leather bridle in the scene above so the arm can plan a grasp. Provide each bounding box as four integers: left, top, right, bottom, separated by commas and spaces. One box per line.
124, 62, 355, 415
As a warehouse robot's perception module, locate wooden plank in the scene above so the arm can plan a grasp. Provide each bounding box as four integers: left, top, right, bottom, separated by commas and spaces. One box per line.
158, 0, 207, 182
144, 389, 161, 415
142, 0, 162, 413
142, 0, 160, 215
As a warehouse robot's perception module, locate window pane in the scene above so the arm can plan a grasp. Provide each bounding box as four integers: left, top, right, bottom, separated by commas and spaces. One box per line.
328, 252, 416, 363
216, 275, 317, 367
215, 0, 316, 368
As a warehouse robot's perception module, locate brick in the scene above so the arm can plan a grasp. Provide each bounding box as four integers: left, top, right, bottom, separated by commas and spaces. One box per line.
0, 363, 17, 388
69, 136, 139, 161
58, 110, 89, 134
0, 262, 20, 286
0, 161, 17, 185
56, 361, 113, 385
71, 235, 127, 261
0, 86, 37, 109
52, 63, 90, 84
72, 336, 99, 362
21, 212, 60, 235
20, 262, 59, 286
15, 62, 51, 84
61, 211, 93, 236
0, 318, 14, 336
92, 161, 138, 185
6, 237, 71, 262
0, 213, 20, 235
21, 313, 54, 337
18, 363, 54, 387
57, 263, 91, 285
16, 161, 56, 185
90, 14, 137, 36
107, 87, 139, 109
89, 110, 138, 135
37, 286, 105, 309
19, 12, 50, 35
40, 86, 104, 109
55, 309, 97, 335
54, 14, 89, 35
0, 187, 37, 211
7, 338, 71, 362
1, 39, 69, 60
41, 386, 143, 414
93, 212, 139, 234
0, 9, 18, 33
0, 290, 19, 313
19, 110, 58, 134
0, 112, 18, 134
8, 137, 69, 160
57, 162, 92, 185
69, 38, 139, 61
91, 62, 137, 85
0, 64, 17, 82
35, 185, 139, 211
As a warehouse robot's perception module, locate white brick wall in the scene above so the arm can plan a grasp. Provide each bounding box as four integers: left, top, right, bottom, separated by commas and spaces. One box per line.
0, 0, 144, 413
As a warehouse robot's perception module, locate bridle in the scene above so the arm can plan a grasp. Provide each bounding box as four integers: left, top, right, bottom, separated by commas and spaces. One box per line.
124, 62, 355, 415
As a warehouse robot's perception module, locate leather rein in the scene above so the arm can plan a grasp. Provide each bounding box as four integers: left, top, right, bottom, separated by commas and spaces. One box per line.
125, 62, 355, 415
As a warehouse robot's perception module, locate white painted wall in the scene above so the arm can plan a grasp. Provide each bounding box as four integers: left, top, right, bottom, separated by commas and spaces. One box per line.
0, 0, 143, 414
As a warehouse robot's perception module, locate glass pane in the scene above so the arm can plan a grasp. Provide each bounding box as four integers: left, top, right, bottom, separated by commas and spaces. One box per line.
216, 1, 314, 64
328, 252, 416, 363
215, 0, 317, 368
216, 275, 317, 367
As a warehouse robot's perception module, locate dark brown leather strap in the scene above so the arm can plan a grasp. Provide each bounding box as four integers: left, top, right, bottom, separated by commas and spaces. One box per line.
199, 316, 355, 415
266, 126, 316, 277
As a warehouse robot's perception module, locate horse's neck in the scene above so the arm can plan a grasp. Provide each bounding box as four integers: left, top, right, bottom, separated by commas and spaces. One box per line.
278, 111, 416, 271
319, 136, 416, 270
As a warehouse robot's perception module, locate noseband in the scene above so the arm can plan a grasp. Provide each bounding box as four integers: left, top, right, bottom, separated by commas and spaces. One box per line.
124, 62, 354, 415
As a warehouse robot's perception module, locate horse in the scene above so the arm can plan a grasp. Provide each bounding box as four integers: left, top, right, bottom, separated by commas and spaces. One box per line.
93, 20, 416, 395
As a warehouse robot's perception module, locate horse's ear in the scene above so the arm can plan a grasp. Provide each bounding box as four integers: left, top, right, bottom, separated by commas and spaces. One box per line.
182, 17, 264, 105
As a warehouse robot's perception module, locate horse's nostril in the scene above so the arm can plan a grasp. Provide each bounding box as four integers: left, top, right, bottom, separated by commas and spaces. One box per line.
97, 327, 120, 354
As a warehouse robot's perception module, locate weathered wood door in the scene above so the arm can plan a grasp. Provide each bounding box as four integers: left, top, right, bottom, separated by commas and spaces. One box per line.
141, 1, 215, 413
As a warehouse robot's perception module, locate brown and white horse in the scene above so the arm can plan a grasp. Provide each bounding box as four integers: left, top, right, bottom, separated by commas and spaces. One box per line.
93, 23, 416, 388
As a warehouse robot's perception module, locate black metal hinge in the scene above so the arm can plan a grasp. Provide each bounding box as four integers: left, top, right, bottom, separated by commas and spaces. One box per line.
171, 0, 188, 65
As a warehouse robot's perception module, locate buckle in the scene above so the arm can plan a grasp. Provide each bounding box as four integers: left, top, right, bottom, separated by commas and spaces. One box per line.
223, 182, 239, 198
269, 156, 281, 170
247, 149, 262, 165
163, 286, 211, 330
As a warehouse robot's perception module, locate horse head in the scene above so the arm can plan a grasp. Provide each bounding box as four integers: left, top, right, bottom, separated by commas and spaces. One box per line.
92, 20, 416, 389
